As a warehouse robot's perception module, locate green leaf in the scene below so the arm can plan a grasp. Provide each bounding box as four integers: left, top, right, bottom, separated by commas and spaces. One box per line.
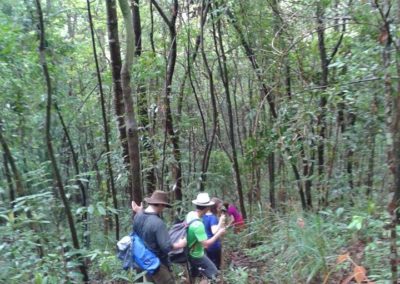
347, 216, 364, 231
34, 272, 43, 284
97, 204, 106, 216
335, 207, 345, 216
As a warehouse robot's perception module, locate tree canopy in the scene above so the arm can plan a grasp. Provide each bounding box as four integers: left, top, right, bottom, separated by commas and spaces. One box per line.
0, 0, 399, 283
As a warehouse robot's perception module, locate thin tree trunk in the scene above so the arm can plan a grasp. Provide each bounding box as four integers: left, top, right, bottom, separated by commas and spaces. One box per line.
225, 9, 277, 119
374, 1, 400, 281
3, 153, 15, 208
337, 92, 356, 195
366, 97, 377, 196
54, 103, 89, 248
87, 0, 119, 241
346, 112, 356, 200
131, 0, 157, 194
151, 0, 183, 200
268, 153, 276, 210
299, 137, 314, 210
105, 0, 129, 167
316, 2, 328, 205
198, 0, 217, 192
0, 126, 24, 198
118, 0, 143, 205
0, 123, 45, 257
177, 0, 210, 121
291, 160, 307, 211
393, 0, 400, 222
212, 2, 246, 219
315, 2, 346, 205
34, 0, 88, 280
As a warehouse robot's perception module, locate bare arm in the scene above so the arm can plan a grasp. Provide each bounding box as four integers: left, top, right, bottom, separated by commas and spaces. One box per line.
172, 238, 187, 250
201, 227, 226, 249
226, 214, 234, 227
211, 214, 226, 235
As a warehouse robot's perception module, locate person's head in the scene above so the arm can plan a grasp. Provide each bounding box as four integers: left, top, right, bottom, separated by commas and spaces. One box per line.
210, 197, 223, 215
192, 192, 214, 217
223, 202, 230, 211
144, 190, 172, 214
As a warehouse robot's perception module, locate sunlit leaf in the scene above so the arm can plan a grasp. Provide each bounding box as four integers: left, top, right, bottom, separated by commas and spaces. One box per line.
336, 253, 349, 264
353, 265, 366, 284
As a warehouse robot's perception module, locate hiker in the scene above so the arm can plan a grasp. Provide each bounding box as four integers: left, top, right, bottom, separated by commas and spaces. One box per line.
132, 190, 187, 284
223, 202, 245, 233
186, 193, 226, 281
202, 197, 226, 269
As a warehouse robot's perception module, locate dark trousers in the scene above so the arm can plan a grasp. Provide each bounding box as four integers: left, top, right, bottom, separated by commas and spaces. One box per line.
189, 255, 218, 280
206, 248, 222, 270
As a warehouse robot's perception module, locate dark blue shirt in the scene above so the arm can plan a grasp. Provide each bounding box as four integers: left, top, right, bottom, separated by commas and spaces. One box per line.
202, 213, 221, 251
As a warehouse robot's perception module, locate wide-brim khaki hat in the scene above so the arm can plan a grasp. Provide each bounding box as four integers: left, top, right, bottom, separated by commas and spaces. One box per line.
144, 190, 172, 208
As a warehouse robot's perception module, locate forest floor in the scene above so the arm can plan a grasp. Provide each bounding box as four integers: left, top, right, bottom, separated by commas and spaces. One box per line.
220, 240, 369, 284
223, 250, 267, 284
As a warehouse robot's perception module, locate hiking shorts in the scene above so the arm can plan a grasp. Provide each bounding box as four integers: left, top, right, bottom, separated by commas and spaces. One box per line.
189, 255, 218, 279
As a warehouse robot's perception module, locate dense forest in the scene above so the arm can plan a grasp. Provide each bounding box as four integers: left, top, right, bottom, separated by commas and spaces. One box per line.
0, 0, 399, 283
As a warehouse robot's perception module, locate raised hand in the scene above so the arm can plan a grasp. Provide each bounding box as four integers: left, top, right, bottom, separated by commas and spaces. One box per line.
131, 200, 143, 213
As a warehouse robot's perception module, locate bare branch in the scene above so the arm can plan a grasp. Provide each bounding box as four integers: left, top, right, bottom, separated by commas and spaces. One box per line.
151, 0, 171, 27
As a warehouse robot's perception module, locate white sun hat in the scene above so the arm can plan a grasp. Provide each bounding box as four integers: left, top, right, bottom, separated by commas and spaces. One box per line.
192, 192, 215, 206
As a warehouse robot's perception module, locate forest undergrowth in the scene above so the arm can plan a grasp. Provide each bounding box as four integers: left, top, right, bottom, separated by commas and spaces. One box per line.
220, 200, 399, 284
1, 194, 398, 284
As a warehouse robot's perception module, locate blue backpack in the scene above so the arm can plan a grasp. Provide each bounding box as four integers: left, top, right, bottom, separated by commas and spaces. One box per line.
117, 232, 160, 275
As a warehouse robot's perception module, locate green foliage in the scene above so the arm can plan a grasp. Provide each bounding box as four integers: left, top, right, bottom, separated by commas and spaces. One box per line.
221, 201, 395, 283
224, 266, 249, 284
1, 0, 399, 282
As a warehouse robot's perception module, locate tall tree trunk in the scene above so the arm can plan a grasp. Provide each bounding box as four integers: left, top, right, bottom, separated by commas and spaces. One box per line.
316, 2, 328, 205
3, 153, 15, 208
131, 0, 157, 194
392, 0, 400, 222
337, 91, 356, 198
268, 152, 276, 210
198, 0, 217, 192
376, 1, 400, 281
105, 0, 129, 167
225, 9, 277, 119
374, 1, 399, 281
118, 0, 143, 205
0, 126, 24, 198
86, 0, 119, 241
212, 2, 246, 219
34, 0, 88, 280
291, 159, 307, 211
226, 5, 280, 211
177, 0, 211, 121
315, 1, 345, 205
54, 103, 89, 248
366, 97, 377, 197
151, 0, 183, 200
1, 122, 45, 257
299, 136, 314, 210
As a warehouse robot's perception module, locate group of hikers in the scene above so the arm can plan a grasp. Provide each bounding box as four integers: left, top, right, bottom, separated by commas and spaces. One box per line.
129, 190, 245, 283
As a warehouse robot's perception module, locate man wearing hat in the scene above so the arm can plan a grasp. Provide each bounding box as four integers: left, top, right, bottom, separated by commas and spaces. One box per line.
186, 192, 226, 281
132, 190, 186, 284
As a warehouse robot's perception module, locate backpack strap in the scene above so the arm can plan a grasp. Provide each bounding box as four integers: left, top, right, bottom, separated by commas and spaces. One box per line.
133, 212, 159, 251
